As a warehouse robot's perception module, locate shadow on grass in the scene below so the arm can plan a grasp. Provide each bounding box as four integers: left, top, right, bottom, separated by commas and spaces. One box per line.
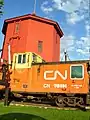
0, 113, 47, 120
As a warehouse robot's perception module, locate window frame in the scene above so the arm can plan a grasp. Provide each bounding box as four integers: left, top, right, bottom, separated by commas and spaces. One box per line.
17, 54, 26, 64
70, 64, 84, 80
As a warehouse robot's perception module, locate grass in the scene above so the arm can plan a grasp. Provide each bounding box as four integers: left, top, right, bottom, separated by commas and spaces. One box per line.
0, 103, 90, 120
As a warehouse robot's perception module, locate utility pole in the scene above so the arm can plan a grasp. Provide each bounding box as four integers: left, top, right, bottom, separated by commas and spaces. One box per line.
64, 50, 67, 62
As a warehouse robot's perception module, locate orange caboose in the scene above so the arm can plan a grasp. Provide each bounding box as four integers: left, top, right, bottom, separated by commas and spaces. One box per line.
10, 52, 90, 107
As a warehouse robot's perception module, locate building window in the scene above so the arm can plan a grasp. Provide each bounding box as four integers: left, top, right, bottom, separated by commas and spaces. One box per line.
15, 22, 20, 33
38, 41, 43, 53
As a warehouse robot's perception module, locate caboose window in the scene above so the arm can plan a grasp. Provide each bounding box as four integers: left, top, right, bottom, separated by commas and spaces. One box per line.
18, 54, 26, 64
32, 53, 37, 63
23, 54, 26, 63
18, 55, 22, 63
70, 65, 84, 79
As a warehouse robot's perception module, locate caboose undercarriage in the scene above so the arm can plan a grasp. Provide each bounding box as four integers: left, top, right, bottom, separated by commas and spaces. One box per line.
12, 92, 89, 108
1, 89, 89, 109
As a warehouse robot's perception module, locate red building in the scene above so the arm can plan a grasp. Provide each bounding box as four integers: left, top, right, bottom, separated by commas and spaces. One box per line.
1, 14, 63, 62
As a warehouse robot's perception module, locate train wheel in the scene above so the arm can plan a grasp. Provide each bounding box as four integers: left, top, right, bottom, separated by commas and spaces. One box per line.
76, 97, 84, 108
55, 95, 65, 107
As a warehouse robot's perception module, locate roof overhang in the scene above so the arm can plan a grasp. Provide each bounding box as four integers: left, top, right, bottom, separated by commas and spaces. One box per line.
2, 14, 64, 38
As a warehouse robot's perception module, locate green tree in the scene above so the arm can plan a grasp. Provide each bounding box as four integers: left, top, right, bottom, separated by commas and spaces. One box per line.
0, 0, 4, 16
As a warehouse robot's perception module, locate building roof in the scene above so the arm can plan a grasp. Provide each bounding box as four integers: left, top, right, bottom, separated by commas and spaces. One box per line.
2, 13, 63, 38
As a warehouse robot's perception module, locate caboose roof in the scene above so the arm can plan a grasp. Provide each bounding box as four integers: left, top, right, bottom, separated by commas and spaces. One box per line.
32, 60, 90, 66
2, 14, 63, 38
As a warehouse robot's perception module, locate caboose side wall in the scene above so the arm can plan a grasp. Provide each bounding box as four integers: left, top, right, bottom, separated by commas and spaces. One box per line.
30, 63, 88, 93
10, 63, 89, 94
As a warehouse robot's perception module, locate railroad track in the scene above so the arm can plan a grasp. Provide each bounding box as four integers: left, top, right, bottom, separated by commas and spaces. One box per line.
0, 99, 89, 111
10, 101, 79, 110
0, 98, 90, 110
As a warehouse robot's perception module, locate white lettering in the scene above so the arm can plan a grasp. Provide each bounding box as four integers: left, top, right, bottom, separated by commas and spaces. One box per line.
43, 84, 67, 89
44, 70, 67, 80
43, 84, 50, 88
71, 84, 82, 88
54, 84, 67, 88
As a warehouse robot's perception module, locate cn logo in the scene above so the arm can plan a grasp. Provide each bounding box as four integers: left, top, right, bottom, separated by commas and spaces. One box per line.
44, 70, 67, 80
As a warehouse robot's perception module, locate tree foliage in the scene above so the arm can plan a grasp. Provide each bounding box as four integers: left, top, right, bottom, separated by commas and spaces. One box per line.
0, 0, 4, 15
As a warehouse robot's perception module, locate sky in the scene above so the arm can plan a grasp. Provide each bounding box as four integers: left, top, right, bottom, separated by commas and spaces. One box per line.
0, 0, 90, 61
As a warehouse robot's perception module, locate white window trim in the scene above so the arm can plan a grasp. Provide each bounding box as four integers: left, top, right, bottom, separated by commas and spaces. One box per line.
70, 64, 84, 80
